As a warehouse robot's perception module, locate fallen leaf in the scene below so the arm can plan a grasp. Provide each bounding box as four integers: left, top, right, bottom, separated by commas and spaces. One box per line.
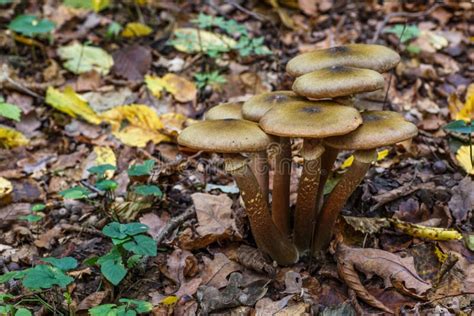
343, 216, 391, 234
0, 177, 13, 198
171, 28, 236, 54
201, 253, 241, 289
455, 145, 474, 175
77, 291, 108, 311
448, 83, 474, 122
75, 70, 101, 91
298, 0, 317, 16
0, 203, 31, 221
112, 45, 151, 81
340, 149, 389, 170
93, 146, 116, 179
449, 176, 474, 223
163, 249, 202, 298
34, 227, 62, 249
255, 296, 293, 316
0, 124, 29, 148
57, 42, 114, 75
283, 271, 302, 294
145, 74, 197, 103
139, 213, 169, 240
121, 22, 153, 37
82, 87, 134, 112
45, 86, 101, 124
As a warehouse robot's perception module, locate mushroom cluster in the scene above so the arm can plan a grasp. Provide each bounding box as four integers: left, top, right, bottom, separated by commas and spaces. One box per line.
178, 44, 418, 265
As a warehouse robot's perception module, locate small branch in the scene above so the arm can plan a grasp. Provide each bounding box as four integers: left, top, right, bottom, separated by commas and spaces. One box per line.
224, 0, 266, 22
155, 207, 196, 245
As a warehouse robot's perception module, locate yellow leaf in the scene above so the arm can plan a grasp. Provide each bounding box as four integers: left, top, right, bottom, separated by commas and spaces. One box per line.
160, 295, 179, 306
145, 74, 197, 103
0, 124, 29, 148
340, 149, 389, 169
449, 83, 474, 122
0, 177, 13, 199
433, 245, 448, 263
390, 218, 463, 241
122, 22, 153, 37
45, 86, 102, 124
377, 149, 389, 161
92, 0, 109, 12
159, 112, 188, 136
94, 146, 116, 179
100, 104, 170, 147
171, 28, 236, 54
456, 145, 474, 175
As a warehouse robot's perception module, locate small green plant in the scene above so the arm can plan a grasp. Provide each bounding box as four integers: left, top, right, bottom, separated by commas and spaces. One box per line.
89, 298, 152, 316
8, 15, 55, 37
106, 21, 122, 38
0, 294, 32, 316
194, 71, 227, 90
93, 222, 157, 285
383, 24, 420, 43
19, 203, 46, 223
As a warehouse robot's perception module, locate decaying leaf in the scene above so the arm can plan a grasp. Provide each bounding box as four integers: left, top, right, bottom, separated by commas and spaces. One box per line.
145, 74, 197, 103
0, 124, 29, 148
57, 42, 114, 75
343, 216, 390, 234
448, 83, 474, 122
162, 248, 202, 298
76, 291, 108, 311
171, 28, 236, 54
201, 253, 241, 289
112, 45, 151, 81
0, 177, 13, 198
455, 145, 474, 175
448, 176, 474, 223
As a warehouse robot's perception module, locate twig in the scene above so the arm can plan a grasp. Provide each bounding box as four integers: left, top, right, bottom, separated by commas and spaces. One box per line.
371, 3, 444, 43
59, 223, 103, 236
155, 207, 196, 245
224, 0, 266, 22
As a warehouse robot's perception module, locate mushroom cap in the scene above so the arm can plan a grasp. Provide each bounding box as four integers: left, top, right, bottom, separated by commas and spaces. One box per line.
259, 101, 362, 138
324, 111, 418, 150
242, 91, 305, 122
178, 119, 271, 153
292, 66, 385, 99
286, 44, 400, 76
205, 102, 243, 120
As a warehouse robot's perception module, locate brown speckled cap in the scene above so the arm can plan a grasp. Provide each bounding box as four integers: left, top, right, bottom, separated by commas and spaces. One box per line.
292, 66, 384, 99
259, 101, 362, 138
178, 119, 271, 153
324, 111, 418, 150
205, 102, 243, 120
286, 44, 400, 76
242, 91, 305, 122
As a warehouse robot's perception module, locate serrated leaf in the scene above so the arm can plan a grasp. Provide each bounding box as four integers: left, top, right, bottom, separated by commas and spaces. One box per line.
41, 257, 78, 271
0, 103, 21, 121
45, 86, 102, 124
58, 43, 113, 75
121, 22, 153, 37
22, 265, 73, 289
123, 235, 157, 256
133, 185, 162, 197
127, 160, 155, 176
59, 186, 91, 200
0, 124, 29, 148
8, 15, 55, 37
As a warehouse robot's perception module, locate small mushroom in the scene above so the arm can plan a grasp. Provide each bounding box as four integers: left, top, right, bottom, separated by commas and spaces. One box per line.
312, 111, 418, 252
286, 44, 400, 77
292, 66, 385, 100
204, 102, 243, 120
178, 119, 298, 265
242, 91, 304, 236
260, 101, 362, 252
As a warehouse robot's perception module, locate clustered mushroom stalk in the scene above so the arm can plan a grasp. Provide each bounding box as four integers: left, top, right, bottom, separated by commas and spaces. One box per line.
178, 44, 417, 265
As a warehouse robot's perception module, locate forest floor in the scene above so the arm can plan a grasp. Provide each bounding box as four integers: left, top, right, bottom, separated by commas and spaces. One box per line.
0, 1, 473, 315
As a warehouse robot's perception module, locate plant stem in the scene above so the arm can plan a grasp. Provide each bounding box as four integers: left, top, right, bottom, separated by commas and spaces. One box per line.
294, 140, 324, 252
312, 149, 376, 253
225, 154, 298, 265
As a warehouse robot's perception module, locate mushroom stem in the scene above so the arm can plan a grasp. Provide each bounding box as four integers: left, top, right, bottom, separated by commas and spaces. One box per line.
225, 154, 298, 265
315, 146, 340, 214
271, 137, 292, 236
312, 149, 376, 253
249, 151, 269, 204
294, 139, 325, 252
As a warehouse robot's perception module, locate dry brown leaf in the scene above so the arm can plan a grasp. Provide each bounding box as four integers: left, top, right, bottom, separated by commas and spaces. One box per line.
34, 227, 62, 249
163, 248, 202, 298
201, 253, 241, 289
76, 291, 108, 311
112, 45, 151, 81
448, 177, 474, 224
139, 213, 169, 240
255, 295, 293, 316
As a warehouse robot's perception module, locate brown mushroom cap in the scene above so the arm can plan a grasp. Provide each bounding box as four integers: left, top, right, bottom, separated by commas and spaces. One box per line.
259, 101, 362, 138
324, 111, 418, 150
286, 44, 400, 76
205, 102, 243, 120
242, 91, 305, 122
292, 66, 385, 99
178, 119, 271, 153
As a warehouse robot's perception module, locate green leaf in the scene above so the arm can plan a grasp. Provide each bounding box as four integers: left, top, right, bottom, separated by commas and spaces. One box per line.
0, 271, 24, 284
8, 15, 55, 37
95, 179, 118, 191
102, 222, 128, 239
107, 22, 122, 38
100, 259, 127, 286
0, 103, 21, 121
41, 257, 78, 271
22, 265, 74, 289
127, 160, 155, 176
59, 186, 91, 199
116, 306, 136, 316
444, 120, 473, 134
63, 0, 109, 12
124, 223, 150, 236
19, 214, 42, 223
123, 235, 157, 256
119, 299, 152, 313
126, 255, 142, 268
383, 24, 420, 43
15, 308, 32, 316
0, 294, 13, 303
57, 43, 114, 75
31, 203, 46, 212
133, 185, 162, 197
0, 0, 13, 5
88, 164, 117, 177
88, 304, 117, 316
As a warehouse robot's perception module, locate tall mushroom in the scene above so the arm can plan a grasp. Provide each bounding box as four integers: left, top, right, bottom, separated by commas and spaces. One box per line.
178, 119, 298, 265
260, 101, 362, 253
242, 91, 304, 236
312, 111, 418, 252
